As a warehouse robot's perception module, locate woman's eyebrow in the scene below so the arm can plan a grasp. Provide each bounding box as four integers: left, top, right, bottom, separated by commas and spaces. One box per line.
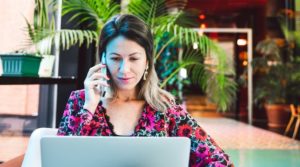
109, 52, 141, 56
128, 52, 141, 56
109, 52, 121, 56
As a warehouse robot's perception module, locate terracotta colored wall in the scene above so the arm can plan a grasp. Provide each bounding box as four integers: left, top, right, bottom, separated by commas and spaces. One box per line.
0, 0, 39, 116
0, 85, 39, 115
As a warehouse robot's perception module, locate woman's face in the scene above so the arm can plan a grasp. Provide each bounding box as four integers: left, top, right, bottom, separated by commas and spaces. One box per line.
105, 35, 148, 91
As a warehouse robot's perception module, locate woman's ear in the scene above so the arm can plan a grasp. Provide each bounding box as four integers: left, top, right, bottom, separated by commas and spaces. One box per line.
101, 52, 107, 64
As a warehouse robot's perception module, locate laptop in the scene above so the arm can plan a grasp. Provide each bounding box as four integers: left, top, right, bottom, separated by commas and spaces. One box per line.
41, 136, 191, 167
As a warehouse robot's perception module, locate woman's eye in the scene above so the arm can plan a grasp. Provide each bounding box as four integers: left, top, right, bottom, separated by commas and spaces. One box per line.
111, 57, 120, 61
130, 58, 139, 61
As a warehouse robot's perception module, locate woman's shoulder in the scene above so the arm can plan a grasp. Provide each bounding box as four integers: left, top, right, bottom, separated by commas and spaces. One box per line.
165, 103, 189, 117
68, 89, 85, 100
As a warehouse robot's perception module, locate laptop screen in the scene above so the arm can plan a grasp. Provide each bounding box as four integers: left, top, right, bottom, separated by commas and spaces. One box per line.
41, 136, 191, 167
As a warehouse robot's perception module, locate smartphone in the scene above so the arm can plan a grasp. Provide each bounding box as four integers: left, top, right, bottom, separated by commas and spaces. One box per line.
99, 53, 113, 98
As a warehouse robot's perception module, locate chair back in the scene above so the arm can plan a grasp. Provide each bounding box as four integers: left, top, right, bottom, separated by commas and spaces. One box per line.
290, 104, 298, 116
21, 128, 58, 167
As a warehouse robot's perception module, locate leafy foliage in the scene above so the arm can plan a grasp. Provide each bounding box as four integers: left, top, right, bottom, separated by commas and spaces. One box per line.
30, 0, 236, 111
24, 0, 100, 55
254, 39, 300, 106
129, 0, 236, 111
253, 10, 300, 106
62, 0, 120, 32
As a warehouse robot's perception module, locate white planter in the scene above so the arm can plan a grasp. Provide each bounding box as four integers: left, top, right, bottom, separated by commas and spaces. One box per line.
38, 55, 55, 77
0, 58, 2, 75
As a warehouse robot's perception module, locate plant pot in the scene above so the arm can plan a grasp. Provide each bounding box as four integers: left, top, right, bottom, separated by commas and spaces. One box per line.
0, 54, 42, 77
253, 105, 268, 126
38, 55, 55, 77
264, 104, 290, 128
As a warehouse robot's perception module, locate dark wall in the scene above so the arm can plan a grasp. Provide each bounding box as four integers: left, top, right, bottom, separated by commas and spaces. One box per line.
54, 13, 96, 127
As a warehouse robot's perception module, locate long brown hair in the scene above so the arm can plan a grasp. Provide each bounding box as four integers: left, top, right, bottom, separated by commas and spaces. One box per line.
98, 14, 175, 112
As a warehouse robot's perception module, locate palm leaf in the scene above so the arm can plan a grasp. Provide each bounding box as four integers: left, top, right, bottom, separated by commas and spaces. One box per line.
55, 29, 98, 50
128, 0, 236, 111
24, 28, 98, 53
128, 0, 184, 29
62, 0, 120, 31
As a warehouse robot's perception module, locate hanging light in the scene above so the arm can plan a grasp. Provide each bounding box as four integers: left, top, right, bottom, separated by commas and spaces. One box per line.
200, 23, 207, 29
199, 14, 206, 20
237, 39, 247, 46
198, 30, 204, 36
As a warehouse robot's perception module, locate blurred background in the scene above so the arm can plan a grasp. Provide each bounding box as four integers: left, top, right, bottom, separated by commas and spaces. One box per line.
0, 0, 300, 166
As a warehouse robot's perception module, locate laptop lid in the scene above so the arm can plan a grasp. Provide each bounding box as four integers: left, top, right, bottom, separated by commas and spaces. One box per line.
41, 136, 191, 167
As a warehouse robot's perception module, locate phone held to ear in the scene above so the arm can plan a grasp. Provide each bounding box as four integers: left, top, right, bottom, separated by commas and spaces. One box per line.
99, 53, 113, 98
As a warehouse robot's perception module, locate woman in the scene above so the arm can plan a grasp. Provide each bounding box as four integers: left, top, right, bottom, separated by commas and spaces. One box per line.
57, 14, 233, 167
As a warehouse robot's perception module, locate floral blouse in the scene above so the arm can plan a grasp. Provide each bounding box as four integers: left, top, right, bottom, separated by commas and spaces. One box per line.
57, 90, 233, 167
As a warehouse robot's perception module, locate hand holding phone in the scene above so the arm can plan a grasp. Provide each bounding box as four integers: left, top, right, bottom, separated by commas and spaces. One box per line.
99, 53, 113, 98
83, 54, 112, 113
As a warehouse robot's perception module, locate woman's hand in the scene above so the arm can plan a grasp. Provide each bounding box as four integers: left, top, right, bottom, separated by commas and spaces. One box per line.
83, 64, 110, 114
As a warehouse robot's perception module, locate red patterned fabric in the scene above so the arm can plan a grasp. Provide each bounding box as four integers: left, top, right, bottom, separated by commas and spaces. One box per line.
57, 90, 233, 167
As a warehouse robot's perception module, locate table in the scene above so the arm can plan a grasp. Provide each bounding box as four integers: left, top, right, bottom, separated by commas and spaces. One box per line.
226, 149, 300, 167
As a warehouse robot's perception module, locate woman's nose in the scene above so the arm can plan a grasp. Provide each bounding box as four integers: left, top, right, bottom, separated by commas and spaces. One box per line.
119, 60, 130, 73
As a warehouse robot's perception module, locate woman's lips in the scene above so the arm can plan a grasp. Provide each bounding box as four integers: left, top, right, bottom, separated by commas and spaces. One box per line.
118, 77, 133, 84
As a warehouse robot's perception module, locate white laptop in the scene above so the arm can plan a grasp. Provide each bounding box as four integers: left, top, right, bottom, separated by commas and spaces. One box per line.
41, 136, 191, 167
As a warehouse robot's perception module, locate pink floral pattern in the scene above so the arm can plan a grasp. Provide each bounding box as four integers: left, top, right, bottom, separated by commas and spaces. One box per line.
57, 90, 233, 167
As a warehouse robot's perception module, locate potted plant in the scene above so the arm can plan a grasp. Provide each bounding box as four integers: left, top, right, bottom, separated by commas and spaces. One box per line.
14, 0, 98, 77
0, 51, 42, 77
0, 0, 52, 77
253, 38, 300, 128
25, 0, 56, 77
31, 0, 57, 77
253, 8, 300, 128
26, 0, 98, 77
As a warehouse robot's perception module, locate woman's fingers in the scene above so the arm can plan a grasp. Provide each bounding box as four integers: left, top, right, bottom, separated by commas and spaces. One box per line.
89, 72, 110, 81
84, 78, 110, 89
86, 63, 106, 78
84, 64, 110, 89
90, 80, 110, 87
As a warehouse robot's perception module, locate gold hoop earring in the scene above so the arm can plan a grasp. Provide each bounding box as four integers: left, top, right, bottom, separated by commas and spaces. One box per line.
143, 64, 149, 80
